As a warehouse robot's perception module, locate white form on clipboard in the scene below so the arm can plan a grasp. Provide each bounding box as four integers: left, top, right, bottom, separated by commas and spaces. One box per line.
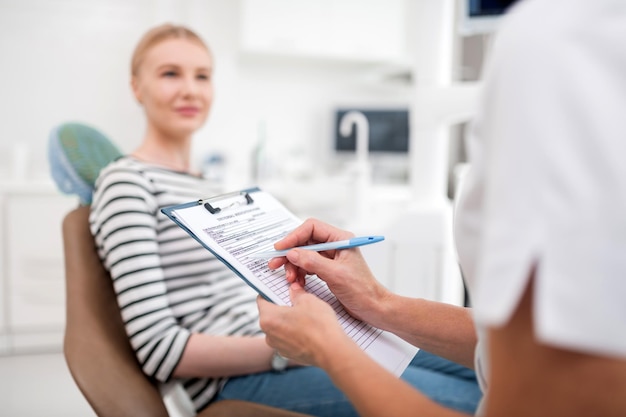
161, 187, 418, 376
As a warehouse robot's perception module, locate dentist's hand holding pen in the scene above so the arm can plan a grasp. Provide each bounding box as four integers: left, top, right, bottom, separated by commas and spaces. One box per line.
256, 218, 394, 366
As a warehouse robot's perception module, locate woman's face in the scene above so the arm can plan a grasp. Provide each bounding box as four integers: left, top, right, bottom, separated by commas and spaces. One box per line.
132, 38, 213, 140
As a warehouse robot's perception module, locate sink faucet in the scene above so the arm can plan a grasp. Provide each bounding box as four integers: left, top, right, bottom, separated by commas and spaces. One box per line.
340, 110, 370, 167
339, 110, 371, 224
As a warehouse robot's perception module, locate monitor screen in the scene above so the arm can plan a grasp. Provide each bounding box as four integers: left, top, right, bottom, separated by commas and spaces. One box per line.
334, 109, 409, 153
460, 0, 519, 35
468, 0, 518, 17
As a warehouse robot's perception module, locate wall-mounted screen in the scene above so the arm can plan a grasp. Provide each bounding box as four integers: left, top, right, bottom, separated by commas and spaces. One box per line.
334, 109, 409, 153
469, 0, 518, 17
459, 0, 519, 35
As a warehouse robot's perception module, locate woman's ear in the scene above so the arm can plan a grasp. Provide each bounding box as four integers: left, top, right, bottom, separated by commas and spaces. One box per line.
131, 76, 142, 104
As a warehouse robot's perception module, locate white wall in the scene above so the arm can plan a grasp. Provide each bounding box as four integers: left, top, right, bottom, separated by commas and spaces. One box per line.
0, 0, 413, 187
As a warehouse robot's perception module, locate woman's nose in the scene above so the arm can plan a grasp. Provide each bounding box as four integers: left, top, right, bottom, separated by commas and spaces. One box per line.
181, 75, 199, 96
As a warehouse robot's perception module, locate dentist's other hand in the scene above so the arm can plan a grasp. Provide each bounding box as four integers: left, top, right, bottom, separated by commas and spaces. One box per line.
267, 218, 393, 326
257, 282, 350, 368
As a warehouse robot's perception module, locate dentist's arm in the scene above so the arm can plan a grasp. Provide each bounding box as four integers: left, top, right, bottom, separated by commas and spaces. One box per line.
268, 218, 476, 367
259, 277, 626, 417
257, 283, 468, 417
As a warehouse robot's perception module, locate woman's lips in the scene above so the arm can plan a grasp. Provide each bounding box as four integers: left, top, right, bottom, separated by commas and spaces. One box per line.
176, 106, 200, 117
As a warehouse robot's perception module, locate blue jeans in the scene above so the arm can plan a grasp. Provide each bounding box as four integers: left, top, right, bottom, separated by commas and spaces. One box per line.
402, 350, 482, 413
213, 350, 482, 416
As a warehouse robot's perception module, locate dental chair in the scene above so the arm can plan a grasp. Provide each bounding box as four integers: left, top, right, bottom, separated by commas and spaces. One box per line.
52, 123, 311, 417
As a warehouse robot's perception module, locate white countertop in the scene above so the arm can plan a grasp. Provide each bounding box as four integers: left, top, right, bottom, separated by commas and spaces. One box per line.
0, 179, 60, 194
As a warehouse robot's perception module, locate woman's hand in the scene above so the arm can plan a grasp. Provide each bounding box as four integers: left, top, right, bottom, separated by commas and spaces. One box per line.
267, 218, 393, 326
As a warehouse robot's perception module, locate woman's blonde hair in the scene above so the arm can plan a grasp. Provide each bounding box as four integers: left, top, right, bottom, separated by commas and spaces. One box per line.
131, 23, 210, 76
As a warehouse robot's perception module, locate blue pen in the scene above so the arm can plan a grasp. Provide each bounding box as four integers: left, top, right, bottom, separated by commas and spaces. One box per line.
249, 236, 385, 259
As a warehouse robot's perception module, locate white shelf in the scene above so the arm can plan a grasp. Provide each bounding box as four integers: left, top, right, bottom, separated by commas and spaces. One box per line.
413, 81, 482, 128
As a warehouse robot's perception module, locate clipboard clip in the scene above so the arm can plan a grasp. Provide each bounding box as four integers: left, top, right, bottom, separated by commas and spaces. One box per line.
201, 191, 254, 214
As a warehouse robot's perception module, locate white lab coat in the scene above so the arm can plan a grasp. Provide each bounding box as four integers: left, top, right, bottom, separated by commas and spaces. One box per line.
454, 0, 626, 412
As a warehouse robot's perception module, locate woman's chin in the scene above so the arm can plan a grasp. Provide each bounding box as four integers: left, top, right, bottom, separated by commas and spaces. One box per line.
166, 122, 205, 139
179, 117, 207, 133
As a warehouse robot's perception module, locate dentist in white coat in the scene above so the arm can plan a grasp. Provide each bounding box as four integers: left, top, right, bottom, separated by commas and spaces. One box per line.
257, 0, 626, 415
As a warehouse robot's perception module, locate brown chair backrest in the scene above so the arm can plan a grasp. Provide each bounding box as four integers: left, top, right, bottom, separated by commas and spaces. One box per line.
63, 206, 170, 417
62, 206, 312, 417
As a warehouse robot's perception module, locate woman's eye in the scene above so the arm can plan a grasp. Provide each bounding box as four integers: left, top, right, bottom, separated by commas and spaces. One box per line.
162, 71, 178, 77
197, 74, 210, 81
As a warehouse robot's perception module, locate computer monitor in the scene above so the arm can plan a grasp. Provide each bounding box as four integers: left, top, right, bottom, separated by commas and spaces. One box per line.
458, 0, 519, 35
334, 109, 409, 154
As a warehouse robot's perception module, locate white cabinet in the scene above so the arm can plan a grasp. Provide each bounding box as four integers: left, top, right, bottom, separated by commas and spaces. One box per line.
0, 181, 76, 353
240, 0, 408, 63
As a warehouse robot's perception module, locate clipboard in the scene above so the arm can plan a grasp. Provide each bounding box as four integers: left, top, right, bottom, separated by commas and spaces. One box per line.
161, 187, 280, 303
161, 187, 418, 376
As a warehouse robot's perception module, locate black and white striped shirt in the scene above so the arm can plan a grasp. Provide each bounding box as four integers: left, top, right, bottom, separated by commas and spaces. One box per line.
89, 156, 262, 411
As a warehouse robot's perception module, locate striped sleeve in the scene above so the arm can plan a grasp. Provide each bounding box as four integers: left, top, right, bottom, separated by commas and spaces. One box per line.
90, 164, 190, 382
